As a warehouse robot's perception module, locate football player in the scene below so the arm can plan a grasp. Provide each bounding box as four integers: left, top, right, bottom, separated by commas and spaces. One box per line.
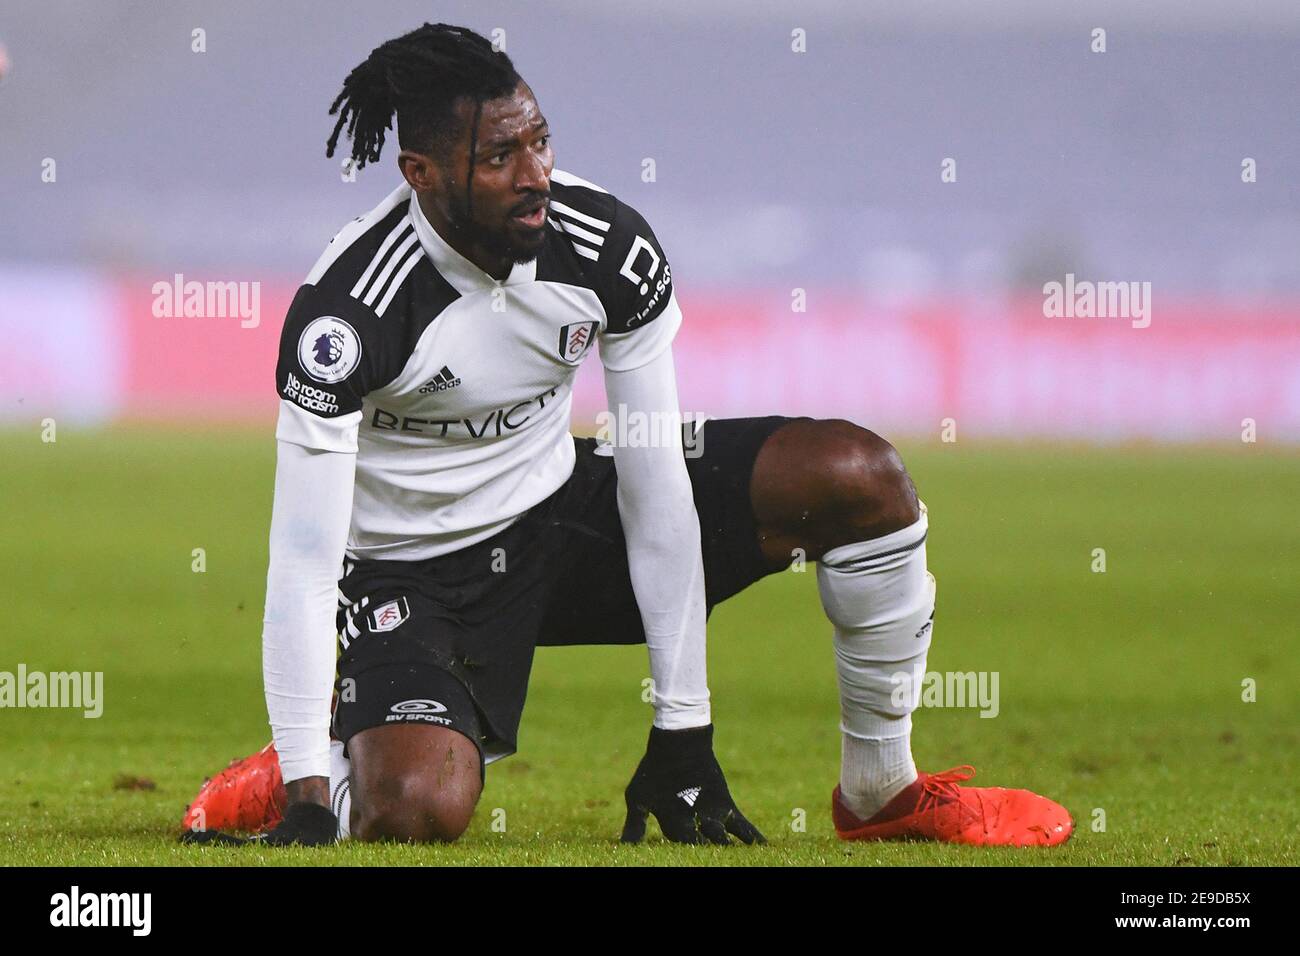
183, 23, 1071, 849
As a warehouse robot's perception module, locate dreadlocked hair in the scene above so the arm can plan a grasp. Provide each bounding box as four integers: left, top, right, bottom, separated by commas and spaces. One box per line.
326, 22, 521, 174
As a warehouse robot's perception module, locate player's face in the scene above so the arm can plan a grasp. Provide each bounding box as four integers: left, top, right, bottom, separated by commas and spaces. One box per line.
439, 81, 554, 265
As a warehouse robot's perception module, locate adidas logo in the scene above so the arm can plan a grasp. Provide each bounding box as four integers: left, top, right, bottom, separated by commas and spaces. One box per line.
677, 786, 701, 808
418, 366, 462, 394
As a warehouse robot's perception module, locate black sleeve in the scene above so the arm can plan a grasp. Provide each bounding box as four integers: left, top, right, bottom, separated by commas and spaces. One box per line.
274, 284, 387, 420
597, 199, 677, 335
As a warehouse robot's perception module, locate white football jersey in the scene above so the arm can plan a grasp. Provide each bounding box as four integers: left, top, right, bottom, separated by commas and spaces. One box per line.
274, 169, 681, 561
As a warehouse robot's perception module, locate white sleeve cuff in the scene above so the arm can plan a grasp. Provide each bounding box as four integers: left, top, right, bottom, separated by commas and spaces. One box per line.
598, 292, 683, 372
275, 399, 362, 454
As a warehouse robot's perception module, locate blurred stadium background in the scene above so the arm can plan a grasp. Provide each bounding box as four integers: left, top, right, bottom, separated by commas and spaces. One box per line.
2, 0, 1298, 437
1, 2, 1298, 865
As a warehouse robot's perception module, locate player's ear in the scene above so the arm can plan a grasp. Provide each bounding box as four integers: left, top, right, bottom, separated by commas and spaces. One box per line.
397, 149, 439, 193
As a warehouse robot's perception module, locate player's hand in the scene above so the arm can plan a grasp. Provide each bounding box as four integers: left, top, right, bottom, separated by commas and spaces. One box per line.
179, 802, 338, 847
253, 801, 338, 845
620, 724, 765, 846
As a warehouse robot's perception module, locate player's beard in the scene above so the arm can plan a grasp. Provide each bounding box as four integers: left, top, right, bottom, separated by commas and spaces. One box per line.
445, 183, 546, 266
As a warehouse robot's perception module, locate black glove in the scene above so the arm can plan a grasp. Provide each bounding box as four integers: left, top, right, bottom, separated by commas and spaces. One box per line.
620, 724, 765, 846
179, 801, 338, 847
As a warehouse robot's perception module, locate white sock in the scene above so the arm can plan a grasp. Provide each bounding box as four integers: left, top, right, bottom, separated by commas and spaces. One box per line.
816, 502, 935, 821
329, 738, 352, 840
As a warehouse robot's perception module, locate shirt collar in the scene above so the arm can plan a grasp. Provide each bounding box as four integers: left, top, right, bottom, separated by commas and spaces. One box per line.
408, 187, 537, 296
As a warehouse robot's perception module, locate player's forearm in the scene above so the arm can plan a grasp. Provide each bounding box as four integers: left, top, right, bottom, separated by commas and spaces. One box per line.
617, 477, 711, 728
604, 347, 711, 729
261, 439, 356, 784
262, 563, 341, 783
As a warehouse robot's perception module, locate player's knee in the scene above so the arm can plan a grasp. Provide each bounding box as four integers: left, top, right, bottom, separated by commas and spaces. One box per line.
815, 419, 919, 542
353, 772, 479, 843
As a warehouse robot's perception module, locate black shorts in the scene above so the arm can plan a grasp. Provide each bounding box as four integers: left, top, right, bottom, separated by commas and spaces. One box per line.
331, 415, 806, 765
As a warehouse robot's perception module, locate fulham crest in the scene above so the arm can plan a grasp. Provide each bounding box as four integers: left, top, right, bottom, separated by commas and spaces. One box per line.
368, 597, 410, 633
558, 320, 599, 364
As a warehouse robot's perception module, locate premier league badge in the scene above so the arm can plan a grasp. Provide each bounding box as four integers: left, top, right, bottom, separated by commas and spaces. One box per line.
298, 316, 362, 384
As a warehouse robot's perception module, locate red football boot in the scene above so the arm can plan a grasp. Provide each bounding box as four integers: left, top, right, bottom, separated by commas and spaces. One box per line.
832, 765, 1073, 847
181, 742, 286, 834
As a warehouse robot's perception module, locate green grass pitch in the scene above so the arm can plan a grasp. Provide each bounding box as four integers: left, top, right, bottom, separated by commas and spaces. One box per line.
1, 427, 1296, 866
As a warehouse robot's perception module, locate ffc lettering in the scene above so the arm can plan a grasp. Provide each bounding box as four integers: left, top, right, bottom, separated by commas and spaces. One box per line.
558, 321, 598, 362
